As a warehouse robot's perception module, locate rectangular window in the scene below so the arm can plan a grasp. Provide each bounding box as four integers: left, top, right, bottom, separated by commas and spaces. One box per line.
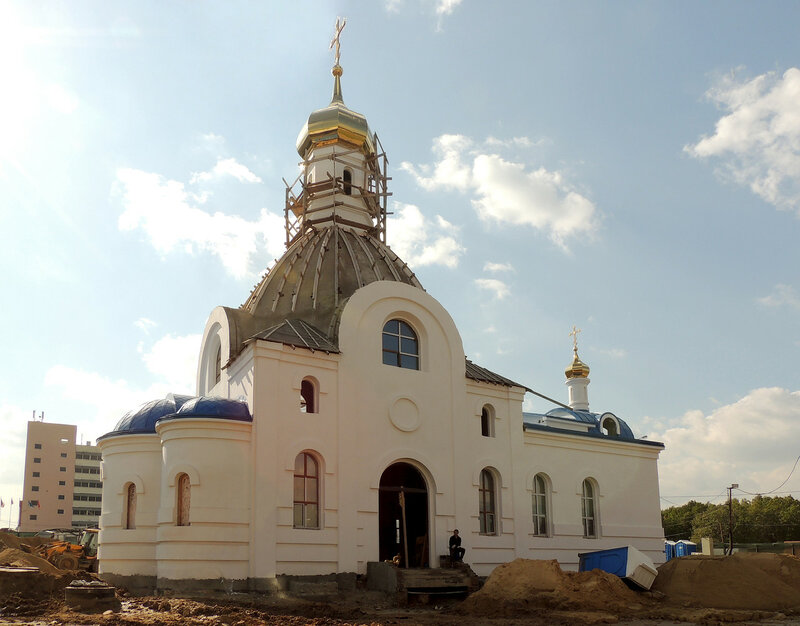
34, 443, 42, 449
32, 471, 40, 477
31, 486, 39, 492
29, 514, 37, 520
60, 452, 67, 458
59, 467, 66, 472
57, 509, 64, 514
58, 480, 65, 486
33, 458, 41, 463
58, 495, 65, 500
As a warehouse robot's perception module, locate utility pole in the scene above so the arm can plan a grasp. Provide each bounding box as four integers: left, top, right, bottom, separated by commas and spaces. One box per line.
727, 483, 738, 556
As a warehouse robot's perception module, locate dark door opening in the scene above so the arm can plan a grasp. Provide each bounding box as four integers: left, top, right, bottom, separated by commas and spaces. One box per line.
379, 462, 429, 567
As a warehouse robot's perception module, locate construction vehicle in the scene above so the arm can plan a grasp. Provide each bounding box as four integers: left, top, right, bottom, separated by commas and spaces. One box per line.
33, 528, 99, 571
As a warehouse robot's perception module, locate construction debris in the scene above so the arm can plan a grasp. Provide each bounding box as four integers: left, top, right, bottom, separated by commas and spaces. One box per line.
3, 530, 800, 625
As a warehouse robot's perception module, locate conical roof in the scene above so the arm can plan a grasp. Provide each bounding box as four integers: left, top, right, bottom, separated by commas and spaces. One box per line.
241, 225, 422, 346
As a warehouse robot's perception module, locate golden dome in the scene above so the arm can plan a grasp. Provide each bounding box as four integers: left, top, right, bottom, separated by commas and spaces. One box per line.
296, 65, 375, 157
565, 349, 590, 379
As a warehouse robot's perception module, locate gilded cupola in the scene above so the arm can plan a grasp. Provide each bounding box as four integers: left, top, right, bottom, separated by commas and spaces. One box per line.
565, 325, 590, 379
295, 64, 375, 157
565, 349, 590, 379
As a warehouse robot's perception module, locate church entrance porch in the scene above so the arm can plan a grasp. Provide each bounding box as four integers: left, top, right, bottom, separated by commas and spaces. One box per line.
378, 462, 429, 567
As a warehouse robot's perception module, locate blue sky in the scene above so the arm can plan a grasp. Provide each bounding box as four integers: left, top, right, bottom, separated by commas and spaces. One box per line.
2, 0, 800, 522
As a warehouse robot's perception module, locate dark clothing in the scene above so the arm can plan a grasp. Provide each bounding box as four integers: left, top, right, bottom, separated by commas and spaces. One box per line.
449, 534, 465, 561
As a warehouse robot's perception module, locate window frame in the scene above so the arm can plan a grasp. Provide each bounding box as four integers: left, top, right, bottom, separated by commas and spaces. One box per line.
300, 378, 318, 414
532, 474, 549, 537
124, 482, 137, 530
176, 473, 191, 527
479, 468, 498, 536
480, 404, 495, 437
381, 319, 419, 370
293, 452, 320, 529
581, 478, 598, 538
342, 168, 353, 195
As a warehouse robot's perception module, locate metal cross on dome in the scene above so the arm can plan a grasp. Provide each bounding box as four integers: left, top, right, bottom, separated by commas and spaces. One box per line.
569, 325, 582, 351
330, 17, 347, 66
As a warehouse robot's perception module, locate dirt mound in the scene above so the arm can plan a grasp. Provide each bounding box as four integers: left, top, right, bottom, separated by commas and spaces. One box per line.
0, 532, 51, 551
0, 566, 95, 618
461, 558, 645, 616
654, 552, 800, 610
0, 547, 61, 574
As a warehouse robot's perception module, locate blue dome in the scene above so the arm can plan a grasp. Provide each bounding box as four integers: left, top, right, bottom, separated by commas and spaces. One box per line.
158, 396, 252, 424
99, 393, 193, 439
524, 408, 637, 441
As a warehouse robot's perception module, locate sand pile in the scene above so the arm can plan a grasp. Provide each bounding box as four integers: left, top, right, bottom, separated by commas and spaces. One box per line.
654, 553, 800, 610
461, 558, 644, 616
0, 547, 61, 574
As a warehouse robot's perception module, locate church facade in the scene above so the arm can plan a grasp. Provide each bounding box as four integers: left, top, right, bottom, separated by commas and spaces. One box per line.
97, 55, 665, 593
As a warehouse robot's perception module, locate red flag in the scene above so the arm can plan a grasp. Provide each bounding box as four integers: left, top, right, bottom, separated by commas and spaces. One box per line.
0, 499, 4, 508
37, 501, 41, 508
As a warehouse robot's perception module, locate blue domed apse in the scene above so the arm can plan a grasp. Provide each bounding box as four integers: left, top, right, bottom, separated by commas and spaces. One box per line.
161, 396, 252, 423
522, 407, 638, 442
99, 394, 251, 440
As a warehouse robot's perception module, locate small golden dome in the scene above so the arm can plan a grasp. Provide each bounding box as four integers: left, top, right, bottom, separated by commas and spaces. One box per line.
565, 349, 590, 379
296, 65, 375, 157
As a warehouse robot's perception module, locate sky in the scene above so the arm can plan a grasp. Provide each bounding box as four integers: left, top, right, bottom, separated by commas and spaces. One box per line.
2, 0, 800, 526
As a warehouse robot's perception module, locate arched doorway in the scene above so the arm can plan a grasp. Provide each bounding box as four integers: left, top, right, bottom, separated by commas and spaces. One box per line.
379, 462, 429, 567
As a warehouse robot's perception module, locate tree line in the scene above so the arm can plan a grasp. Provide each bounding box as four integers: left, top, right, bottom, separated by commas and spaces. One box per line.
662, 495, 800, 545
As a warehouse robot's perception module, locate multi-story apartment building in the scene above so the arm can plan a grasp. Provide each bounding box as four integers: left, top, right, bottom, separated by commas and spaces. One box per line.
20, 420, 102, 532
72, 444, 103, 529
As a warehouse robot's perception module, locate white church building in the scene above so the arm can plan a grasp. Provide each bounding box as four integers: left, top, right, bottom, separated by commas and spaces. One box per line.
97, 50, 665, 593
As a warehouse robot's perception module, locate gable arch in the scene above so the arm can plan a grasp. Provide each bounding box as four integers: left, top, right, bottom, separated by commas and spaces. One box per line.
116, 474, 145, 496
167, 464, 200, 486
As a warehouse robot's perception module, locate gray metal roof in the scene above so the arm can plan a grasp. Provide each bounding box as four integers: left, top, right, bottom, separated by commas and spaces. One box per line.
465, 359, 528, 390
251, 319, 339, 353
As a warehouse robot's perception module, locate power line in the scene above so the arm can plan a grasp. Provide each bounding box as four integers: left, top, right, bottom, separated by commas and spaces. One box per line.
736, 454, 800, 497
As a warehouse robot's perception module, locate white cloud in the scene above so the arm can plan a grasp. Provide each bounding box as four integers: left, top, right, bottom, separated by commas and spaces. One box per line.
647, 387, 800, 504
474, 278, 510, 300
140, 333, 201, 393
758, 283, 800, 310
485, 136, 537, 149
115, 167, 284, 279
402, 134, 473, 192
402, 134, 599, 248
483, 261, 514, 273
435, 0, 463, 16
0, 404, 28, 511
686, 67, 800, 212
594, 347, 628, 358
134, 317, 157, 333
190, 157, 262, 184
383, 0, 463, 19
387, 202, 465, 268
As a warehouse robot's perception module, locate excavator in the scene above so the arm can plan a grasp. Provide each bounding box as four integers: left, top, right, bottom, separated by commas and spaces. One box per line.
33, 528, 99, 571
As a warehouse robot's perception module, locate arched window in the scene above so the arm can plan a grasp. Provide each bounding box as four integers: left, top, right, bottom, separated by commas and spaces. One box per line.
293, 452, 319, 529
300, 378, 317, 413
481, 405, 495, 437
124, 483, 137, 530
176, 473, 191, 526
214, 344, 221, 385
602, 417, 618, 436
382, 319, 419, 370
479, 469, 497, 535
342, 168, 353, 195
532, 474, 548, 537
581, 479, 597, 538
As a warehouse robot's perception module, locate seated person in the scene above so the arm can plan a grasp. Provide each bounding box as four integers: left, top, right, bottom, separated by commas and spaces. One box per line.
449, 529, 465, 562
